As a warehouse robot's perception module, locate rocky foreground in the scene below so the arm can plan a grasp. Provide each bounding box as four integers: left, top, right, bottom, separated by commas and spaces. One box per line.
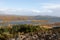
0, 24, 60, 40
8, 31, 60, 40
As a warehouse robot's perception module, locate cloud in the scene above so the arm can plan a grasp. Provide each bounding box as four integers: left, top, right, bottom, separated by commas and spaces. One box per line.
41, 3, 60, 9
0, 8, 41, 16
0, 3, 60, 16
38, 3, 60, 16
31, 10, 40, 13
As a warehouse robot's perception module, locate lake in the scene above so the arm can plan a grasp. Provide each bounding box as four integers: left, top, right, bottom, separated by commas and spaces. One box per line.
0, 20, 59, 26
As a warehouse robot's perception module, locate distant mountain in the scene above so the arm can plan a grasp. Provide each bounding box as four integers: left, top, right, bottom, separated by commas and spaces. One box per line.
33, 15, 60, 22
0, 14, 60, 23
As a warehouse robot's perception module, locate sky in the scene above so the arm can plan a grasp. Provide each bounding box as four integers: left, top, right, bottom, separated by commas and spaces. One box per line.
0, 0, 60, 16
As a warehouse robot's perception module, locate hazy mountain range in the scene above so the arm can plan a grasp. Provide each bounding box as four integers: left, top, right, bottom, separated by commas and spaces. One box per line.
0, 14, 60, 23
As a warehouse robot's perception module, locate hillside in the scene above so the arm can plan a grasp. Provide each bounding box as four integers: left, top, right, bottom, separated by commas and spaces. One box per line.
0, 15, 60, 23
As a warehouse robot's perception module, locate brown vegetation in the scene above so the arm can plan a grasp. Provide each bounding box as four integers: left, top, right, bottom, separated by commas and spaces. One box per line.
31, 20, 48, 22
0, 16, 33, 21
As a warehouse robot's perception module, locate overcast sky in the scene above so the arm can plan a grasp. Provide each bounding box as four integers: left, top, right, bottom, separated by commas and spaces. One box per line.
0, 0, 60, 16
